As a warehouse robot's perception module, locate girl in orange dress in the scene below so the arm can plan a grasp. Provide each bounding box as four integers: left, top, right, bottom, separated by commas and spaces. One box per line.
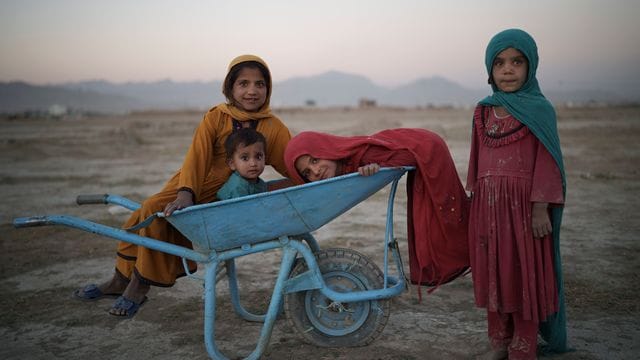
74, 55, 292, 318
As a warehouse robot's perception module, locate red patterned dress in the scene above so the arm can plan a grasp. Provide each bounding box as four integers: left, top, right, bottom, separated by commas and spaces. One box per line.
466, 105, 564, 322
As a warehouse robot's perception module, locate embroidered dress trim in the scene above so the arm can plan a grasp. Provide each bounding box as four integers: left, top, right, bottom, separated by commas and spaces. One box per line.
474, 105, 529, 147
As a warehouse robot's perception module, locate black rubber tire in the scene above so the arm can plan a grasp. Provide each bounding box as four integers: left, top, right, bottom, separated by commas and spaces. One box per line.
284, 248, 390, 347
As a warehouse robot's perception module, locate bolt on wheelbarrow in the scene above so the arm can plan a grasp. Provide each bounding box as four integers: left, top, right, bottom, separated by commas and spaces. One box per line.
14, 166, 414, 360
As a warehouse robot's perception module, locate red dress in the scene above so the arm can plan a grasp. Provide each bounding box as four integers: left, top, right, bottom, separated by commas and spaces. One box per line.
285, 128, 470, 289
466, 106, 564, 322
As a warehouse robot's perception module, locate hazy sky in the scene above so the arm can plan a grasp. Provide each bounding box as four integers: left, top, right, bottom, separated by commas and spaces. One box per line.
1, 0, 639, 94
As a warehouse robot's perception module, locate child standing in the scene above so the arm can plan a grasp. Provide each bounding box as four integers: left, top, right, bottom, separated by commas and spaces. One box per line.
466, 29, 569, 359
217, 127, 268, 200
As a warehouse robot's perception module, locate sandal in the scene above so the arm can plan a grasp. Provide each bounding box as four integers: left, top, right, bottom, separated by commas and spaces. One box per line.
73, 284, 121, 301
109, 295, 148, 318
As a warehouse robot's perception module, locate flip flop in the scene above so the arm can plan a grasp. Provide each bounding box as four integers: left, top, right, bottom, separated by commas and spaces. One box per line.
109, 295, 148, 318
73, 284, 121, 301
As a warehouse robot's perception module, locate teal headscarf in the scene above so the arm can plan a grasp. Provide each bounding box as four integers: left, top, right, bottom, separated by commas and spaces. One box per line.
479, 29, 570, 354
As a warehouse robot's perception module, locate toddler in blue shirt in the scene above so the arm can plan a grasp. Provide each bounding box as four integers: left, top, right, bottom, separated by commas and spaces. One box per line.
217, 128, 268, 200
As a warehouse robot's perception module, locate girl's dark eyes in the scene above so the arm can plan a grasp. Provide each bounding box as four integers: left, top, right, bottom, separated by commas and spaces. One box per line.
236, 80, 265, 87
493, 58, 526, 67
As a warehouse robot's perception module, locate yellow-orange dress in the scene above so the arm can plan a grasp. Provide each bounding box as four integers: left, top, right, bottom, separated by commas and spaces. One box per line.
117, 104, 291, 286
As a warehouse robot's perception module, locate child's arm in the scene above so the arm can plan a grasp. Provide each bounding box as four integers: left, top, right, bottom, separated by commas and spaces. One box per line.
164, 189, 194, 216
531, 202, 552, 238
466, 112, 480, 192
166, 113, 219, 216
356, 146, 415, 177
530, 139, 563, 239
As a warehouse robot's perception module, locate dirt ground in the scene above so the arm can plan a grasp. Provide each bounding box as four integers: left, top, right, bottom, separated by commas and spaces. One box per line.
1, 106, 638, 359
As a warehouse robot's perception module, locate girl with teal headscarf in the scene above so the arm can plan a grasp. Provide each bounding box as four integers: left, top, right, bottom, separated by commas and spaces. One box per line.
466, 29, 569, 359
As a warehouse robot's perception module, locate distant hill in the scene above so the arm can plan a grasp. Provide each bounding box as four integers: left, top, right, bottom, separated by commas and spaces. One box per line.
385, 76, 484, 107
61, 79, 224, 110
273, 71, 386, 107
0, 81, 144, 114
0, 72, 634, 114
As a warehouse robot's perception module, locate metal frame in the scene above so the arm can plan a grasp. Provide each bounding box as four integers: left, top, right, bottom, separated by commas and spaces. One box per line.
13, 167, 413, 360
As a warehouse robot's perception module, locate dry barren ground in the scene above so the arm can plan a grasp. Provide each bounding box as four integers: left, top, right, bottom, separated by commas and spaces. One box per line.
1, 106, 638, 359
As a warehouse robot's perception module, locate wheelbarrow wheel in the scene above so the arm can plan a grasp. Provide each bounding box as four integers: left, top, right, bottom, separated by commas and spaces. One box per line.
285, 248, 390, 347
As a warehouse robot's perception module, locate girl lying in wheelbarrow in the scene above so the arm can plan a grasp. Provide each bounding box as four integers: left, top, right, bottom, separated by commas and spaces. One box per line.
284, 128, 471, 298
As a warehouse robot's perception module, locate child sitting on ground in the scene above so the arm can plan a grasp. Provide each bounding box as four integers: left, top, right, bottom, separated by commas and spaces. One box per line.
217, 127, 268, 200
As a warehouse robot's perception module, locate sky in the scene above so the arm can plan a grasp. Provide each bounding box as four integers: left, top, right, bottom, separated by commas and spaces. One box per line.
1, 0, 639, 94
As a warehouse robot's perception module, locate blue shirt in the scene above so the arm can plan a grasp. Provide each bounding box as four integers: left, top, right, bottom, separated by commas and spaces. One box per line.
217, 171, 268, 200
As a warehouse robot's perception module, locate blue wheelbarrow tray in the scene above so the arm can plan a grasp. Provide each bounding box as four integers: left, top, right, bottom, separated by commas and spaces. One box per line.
13, 166, 414, 360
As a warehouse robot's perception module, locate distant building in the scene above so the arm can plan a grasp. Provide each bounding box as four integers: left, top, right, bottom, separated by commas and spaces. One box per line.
358, 98, 376, 108
48, 104, 68, 118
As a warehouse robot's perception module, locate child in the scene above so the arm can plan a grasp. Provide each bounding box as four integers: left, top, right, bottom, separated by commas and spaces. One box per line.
73, 55, 292, 318
217, 127, 268, 200
285, 128, 470, 294
466, 29, 568, 359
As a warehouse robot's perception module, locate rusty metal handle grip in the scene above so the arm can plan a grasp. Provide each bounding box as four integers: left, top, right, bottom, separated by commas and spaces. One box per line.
13, 216, 51, 228
76, 194, 108, 205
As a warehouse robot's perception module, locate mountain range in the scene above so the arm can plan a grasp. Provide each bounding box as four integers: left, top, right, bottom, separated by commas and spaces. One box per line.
0, 71, 633, 114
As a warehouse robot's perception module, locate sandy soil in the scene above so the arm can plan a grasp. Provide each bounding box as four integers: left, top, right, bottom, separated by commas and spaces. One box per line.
1, 106, 638, 359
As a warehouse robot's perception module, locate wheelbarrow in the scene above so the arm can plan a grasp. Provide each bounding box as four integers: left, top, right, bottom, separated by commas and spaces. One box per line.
13, 166, 414, 360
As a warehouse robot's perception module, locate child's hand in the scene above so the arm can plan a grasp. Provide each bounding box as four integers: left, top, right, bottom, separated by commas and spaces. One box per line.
164, 190, 194, 216
358, 163, 380, 177
532, 202, 552, 239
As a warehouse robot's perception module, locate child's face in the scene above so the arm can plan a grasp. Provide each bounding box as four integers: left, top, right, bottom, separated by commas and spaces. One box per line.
231, 67, 268, 112
294, 155, 340, 182
491, 47, 528, 93
228, 142, 266, 181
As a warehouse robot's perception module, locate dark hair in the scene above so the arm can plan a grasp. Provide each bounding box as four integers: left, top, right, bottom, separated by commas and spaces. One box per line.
222, 61, 271, 104
224, 128, 267, 160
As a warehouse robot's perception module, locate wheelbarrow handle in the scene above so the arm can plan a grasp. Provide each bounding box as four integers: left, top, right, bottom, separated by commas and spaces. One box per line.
76, 194, 108, 205
13, 216, 51, 228
76, 194, 141, 211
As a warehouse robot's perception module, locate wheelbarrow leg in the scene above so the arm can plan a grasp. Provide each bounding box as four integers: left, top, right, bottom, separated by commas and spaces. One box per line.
250, 246, 297, 358
203, 260, 234, 360
204, 246, 298, 360
226, 259, 266, 322
226, 235, 319, 323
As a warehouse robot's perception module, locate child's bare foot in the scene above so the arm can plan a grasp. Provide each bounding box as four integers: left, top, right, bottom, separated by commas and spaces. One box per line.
73, 272, 129, 301
108, 273, 150, 317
